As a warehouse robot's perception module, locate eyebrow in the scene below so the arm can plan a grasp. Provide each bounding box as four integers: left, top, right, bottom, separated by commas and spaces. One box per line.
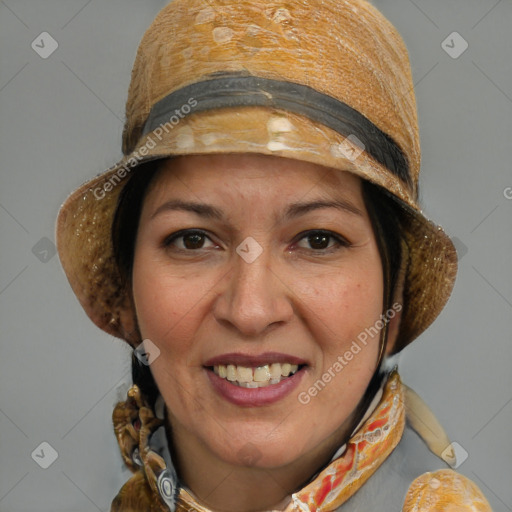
150, 198, 364, 222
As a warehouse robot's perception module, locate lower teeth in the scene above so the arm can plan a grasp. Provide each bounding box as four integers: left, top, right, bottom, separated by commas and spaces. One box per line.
227, 375, 293, 388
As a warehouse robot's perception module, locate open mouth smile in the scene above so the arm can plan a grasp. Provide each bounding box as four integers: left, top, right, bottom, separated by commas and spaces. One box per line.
203, 353, 308, 406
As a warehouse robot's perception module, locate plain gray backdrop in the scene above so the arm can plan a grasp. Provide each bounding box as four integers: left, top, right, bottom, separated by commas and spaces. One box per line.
0, 1, 511, 511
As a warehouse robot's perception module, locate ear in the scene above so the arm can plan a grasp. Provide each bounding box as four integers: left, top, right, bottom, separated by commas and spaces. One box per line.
118, 283, 143, 348
119, 307, 142, 348
384, 304, 402, 356
384, 257, 406, 357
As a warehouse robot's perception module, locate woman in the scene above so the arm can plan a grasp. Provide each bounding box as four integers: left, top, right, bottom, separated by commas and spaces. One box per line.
56, 0, 492, 510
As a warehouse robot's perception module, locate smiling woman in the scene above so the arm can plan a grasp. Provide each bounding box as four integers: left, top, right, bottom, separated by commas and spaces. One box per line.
106, 153, 401, 510
134, 154, 382, 447
55, 0, 492, 511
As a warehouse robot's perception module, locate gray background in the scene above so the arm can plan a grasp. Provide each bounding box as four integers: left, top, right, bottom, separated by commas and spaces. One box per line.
0, 1, 511, 510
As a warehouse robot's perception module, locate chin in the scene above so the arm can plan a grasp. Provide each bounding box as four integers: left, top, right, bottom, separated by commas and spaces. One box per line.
207, 426, 310, 469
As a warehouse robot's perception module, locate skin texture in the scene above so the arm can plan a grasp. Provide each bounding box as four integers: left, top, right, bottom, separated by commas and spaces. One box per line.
131, 154, 401, 511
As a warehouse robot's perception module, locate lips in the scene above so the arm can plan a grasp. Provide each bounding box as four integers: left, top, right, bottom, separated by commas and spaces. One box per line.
203, 352, 308, 406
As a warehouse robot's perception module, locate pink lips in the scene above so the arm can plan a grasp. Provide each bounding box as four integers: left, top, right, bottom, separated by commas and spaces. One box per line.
203, 352, 308, 407
206, 368, 305, 407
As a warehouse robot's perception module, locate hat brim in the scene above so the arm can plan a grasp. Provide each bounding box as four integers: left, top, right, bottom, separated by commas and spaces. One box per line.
56, 106, 457, 350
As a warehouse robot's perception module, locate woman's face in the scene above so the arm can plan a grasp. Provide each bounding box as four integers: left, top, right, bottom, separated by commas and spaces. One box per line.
132, 153, 386, 470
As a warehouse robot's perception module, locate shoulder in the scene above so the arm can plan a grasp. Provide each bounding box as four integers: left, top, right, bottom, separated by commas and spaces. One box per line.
110, 470, 168, 512
402, 468, 493, 511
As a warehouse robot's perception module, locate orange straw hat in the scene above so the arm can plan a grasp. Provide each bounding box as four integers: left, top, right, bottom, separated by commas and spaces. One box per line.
56, 0, 457, 352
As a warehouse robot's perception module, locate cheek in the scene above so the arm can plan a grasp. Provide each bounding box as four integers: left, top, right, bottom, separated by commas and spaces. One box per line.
131, 257, 209, 411
298, 256, 384, 351
131, 252, 213, 360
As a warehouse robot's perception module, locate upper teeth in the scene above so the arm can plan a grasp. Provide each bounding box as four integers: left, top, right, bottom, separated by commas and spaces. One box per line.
213, 363, 300, 387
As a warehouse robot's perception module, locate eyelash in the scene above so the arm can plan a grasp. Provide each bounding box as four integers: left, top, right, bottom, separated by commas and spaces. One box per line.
162, 229, 351, 254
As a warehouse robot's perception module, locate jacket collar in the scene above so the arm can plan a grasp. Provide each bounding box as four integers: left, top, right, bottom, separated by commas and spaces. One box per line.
112, 370, 405, 512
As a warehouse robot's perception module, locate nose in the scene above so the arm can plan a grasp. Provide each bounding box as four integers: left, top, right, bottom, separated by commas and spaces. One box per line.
212, 246, 294, 338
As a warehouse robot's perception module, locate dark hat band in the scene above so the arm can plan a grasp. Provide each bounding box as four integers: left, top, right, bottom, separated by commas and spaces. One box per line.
141, 72, 412, 188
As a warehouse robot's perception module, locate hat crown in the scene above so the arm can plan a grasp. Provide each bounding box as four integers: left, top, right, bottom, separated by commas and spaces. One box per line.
123, 0, 420, 197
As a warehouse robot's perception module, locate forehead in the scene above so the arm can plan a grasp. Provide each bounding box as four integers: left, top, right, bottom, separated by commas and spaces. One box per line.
146, 153, 362, 199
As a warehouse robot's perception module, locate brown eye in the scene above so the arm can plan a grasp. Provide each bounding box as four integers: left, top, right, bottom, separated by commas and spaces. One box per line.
295, 230, 350, 252
306, 233, 330, 250
163, 230, 215, 250
182, 232, 206, 249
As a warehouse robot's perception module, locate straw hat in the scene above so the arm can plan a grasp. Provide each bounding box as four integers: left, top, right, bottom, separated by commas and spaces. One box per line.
56, 0, 458, 353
